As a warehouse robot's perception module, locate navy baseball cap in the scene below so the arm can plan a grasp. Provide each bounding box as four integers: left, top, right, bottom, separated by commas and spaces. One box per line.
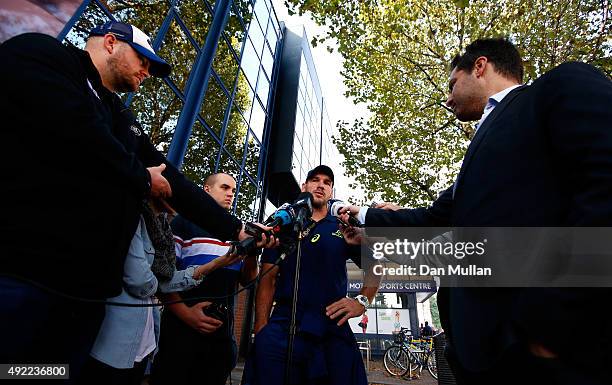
306, 165, 334, 184
89, 21, 171, 78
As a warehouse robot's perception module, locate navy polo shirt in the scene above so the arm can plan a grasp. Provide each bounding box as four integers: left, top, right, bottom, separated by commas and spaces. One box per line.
261, 214, 361, 334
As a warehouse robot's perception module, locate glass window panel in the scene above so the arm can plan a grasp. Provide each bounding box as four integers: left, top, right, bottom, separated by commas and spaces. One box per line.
291, 157, 301, 183
218, 149, 241, 183
226, 2, 248, 56
223, 105, 248, 165
241, 39, 259, 90
158, 18, 198, 92
249, 100, 266, 141
175, 0, 214, 47
261, 45, 274, 82
213, 38, 239, 93
129, 78, 183, 154
266, 18, 278, 56
253, 0, 269, 36
235, 179, 257, 222
200, 75, 229, 137
232, 0, 253, 29
256, 69, 270, 108
112, 1, 170, 38
248, 18, 265, 57
244, 133, 261, 180
234, 69, 256, 125
181, 120, 220, 187
63, 2, 110, 48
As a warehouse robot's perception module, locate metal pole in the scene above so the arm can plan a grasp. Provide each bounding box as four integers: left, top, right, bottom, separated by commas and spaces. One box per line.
166, 0, 231, 168
284, 228, 304, 385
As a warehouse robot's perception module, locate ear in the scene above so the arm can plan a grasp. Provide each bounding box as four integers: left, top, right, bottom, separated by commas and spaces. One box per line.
103, 33, 117, 54
301, 183, 306, 192
203, 185, 211, 193
473, 56, 488, 78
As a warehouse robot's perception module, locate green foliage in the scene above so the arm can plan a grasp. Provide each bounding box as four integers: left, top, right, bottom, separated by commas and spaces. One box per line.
429, 293, 441, 329
286, 0, 611, 206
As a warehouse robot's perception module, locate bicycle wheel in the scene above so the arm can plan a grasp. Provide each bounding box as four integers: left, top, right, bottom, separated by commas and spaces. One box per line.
426, 350, 438, 379
407, 350, 423, 373
383, 346, 410, 376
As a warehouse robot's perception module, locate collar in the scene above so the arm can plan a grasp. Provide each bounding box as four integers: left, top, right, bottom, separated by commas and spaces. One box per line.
488, 84, 522, 105
69, 45, 113, 100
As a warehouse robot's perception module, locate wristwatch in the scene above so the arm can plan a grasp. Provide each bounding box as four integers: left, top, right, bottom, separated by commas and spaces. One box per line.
353, 294, 370, 309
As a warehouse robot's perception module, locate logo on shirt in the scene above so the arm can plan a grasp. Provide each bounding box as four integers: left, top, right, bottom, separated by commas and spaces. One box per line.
130, 125, 142, 136
311, 234, 321, 243
332, 230, 344, 238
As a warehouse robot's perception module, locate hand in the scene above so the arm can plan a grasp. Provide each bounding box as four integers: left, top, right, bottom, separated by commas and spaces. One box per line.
254, 321, 267, 335
325, 297, 366, 326
340, 224, 364, 246
147, 164, 172, 199
217, 247, 246, 268
338, 205, 362, 217
178, 302, 223, 334
238, 223, 279, 249
375, 202, 403, 211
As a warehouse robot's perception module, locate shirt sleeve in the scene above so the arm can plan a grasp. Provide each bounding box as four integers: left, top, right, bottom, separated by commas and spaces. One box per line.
261, 248, 280, 265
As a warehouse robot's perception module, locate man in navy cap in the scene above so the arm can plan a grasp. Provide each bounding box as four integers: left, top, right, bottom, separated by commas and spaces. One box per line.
243, 165, 380, 385
0, 21, 272, 377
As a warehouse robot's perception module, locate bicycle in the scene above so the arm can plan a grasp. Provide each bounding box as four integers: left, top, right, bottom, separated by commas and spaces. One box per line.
383, 327, 438, 379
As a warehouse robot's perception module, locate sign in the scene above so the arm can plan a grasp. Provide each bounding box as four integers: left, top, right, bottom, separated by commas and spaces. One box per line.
348, 280, 436, 293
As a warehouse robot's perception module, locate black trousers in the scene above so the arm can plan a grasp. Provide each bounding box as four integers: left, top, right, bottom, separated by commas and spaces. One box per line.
0, 277, 105, 384
79, 356, 147, 385
151, 311, 237, 385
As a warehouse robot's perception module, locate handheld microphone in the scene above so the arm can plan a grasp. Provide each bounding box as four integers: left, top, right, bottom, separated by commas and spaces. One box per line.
328, 199, 363, 227
293, 192, 314, 231
263, 203, 295, 228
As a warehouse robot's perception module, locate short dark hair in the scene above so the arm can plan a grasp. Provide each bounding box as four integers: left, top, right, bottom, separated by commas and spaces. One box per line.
450, 38, 523, 83
204, 172, 235, 187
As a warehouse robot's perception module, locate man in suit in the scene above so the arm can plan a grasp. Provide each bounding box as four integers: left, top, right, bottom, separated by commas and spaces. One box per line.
341, 38, 612, 384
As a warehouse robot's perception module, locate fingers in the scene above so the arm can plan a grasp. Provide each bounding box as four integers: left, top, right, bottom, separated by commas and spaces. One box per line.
325, 297, 348, 317
325, 298, 363, 325
336, 313, 353, 326
147, 163, 172, 199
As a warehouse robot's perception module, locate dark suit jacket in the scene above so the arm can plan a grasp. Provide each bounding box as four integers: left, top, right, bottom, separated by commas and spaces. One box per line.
0, 33, 241, 299
365, 62, 612, 371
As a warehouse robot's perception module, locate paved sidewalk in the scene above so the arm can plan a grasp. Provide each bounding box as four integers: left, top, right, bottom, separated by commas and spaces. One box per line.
226, 360, 437, 385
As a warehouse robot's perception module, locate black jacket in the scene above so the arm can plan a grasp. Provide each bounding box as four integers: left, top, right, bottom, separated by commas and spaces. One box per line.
0, 33, 241, 299
366, 62, 612, 371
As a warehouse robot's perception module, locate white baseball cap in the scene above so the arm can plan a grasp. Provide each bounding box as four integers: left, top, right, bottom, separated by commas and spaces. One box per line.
89, 21, 171, 78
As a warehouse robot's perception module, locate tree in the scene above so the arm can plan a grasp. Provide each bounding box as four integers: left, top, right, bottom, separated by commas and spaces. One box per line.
285, 0, 611, 206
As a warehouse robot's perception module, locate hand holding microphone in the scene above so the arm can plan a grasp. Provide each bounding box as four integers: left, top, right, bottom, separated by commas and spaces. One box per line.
329, 200, 363, 228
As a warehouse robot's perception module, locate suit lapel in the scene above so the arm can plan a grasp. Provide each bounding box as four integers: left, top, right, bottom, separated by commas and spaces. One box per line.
452, 85, 528, 198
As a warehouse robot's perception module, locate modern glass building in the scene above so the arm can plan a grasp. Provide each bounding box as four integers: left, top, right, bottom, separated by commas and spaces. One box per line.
264, 25, 336, 207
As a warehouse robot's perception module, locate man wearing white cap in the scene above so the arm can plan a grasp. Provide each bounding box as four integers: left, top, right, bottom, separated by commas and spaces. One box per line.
0, 21, 273, 379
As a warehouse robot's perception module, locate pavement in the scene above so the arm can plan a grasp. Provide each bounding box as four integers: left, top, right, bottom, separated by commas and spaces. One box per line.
226, 360, 438, 385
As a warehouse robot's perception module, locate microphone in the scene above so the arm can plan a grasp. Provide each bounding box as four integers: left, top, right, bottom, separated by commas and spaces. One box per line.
293, 192, 313, 231
328, 199, 363, 227
263, 203, 296, 228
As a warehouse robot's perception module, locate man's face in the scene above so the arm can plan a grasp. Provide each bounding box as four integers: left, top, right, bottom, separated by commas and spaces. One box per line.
445, 67, 488, 122
107, 40, 150, 92
301, 173, 333, 209
204, 174, 236, 210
